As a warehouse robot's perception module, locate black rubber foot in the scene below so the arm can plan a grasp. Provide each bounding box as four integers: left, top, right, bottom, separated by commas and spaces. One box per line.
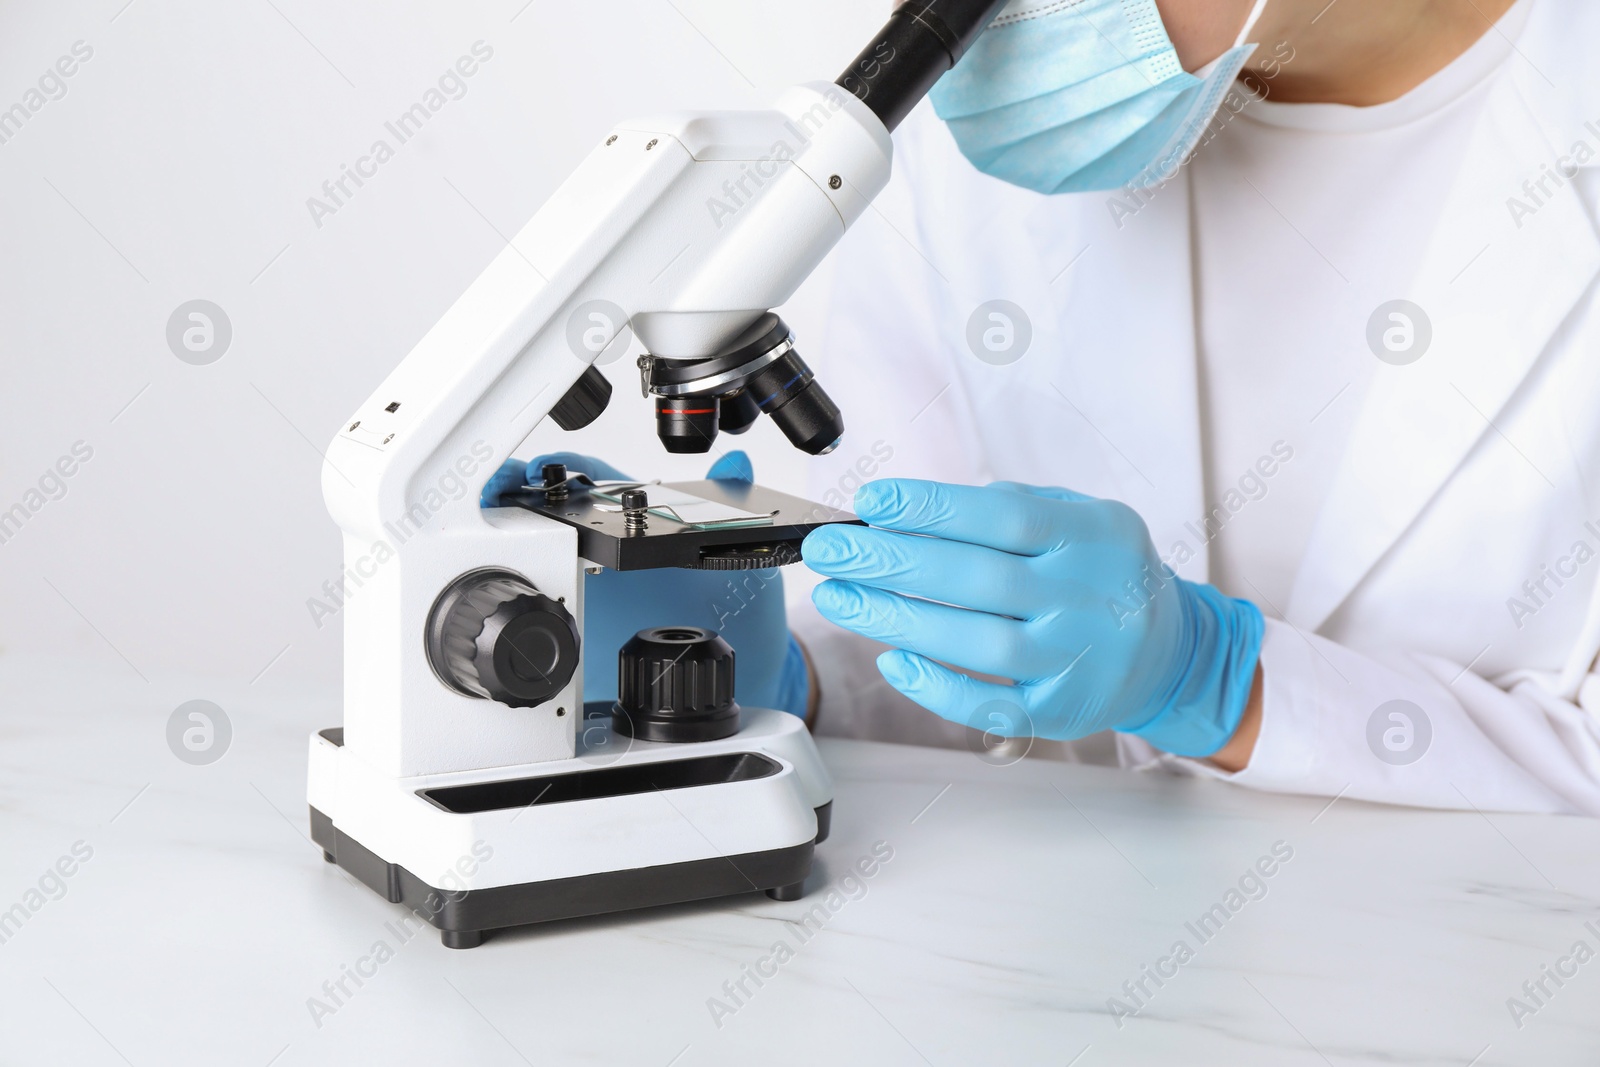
441, 929, 484, 950
322, 851, 336, 864
766, 881, 805, 901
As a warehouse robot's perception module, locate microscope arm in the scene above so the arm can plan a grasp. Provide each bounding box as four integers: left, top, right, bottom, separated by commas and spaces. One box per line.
323, 81, 890, 543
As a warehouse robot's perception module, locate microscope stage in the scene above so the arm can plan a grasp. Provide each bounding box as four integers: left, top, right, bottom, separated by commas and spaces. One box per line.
505, 478, 862, 571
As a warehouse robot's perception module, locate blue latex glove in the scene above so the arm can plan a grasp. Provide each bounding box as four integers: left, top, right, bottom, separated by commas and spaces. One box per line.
801, 480, 1262, 757
482, 450, 808, 717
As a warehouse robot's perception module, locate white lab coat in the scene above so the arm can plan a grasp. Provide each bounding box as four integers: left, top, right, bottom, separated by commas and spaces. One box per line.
795, 0, 1600, 814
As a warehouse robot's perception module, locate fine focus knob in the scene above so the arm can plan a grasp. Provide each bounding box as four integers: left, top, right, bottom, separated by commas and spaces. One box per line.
426, 568, 579, 708
615, 626, 738, 743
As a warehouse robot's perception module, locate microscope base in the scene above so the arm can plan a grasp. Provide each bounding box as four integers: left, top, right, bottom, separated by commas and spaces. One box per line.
308, 802, 828, 947
306, 708, 832, 948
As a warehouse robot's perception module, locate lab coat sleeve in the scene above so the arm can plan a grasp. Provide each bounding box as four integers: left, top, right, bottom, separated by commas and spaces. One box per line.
1130, 619, 1600, 815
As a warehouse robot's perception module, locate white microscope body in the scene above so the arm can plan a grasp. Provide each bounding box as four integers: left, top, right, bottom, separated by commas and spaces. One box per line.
305, 82, 891, 947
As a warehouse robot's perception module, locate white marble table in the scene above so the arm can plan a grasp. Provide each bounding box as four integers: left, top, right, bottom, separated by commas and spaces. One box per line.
2, 659, 1598, 1066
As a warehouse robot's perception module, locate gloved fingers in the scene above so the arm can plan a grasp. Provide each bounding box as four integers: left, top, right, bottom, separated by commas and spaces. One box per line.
812, 579, 1049, 679
853, 478, 1071, 555
705, 450, 754, 483
480, 458, 530, 507
802, 524, 1046, 618
528, 451, 631, 483
986, 480, 1095, 503
875, 650, 1038, 737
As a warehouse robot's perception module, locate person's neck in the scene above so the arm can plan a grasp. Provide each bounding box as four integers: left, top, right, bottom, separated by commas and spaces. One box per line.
1244, 0, 1520, 106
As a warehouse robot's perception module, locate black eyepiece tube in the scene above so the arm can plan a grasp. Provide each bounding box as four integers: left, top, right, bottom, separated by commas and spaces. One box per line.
836, 0, 1012, 132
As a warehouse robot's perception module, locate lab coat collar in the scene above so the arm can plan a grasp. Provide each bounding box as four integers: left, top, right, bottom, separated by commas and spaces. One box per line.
1284, 67, 1600, 632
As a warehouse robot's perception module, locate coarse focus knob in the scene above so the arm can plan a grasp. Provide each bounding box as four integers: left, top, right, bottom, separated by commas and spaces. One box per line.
426, 568, 579, 708
615, 626, 739, 743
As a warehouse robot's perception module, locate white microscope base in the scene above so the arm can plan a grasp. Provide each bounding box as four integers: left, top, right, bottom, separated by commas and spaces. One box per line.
306, 708, 832, 948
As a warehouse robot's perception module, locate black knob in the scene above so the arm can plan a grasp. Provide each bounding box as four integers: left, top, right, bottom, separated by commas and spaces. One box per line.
615, 626, 739, 743
426, 568, 579, 708
541, 463, 570, 502
550, 364, 613, 431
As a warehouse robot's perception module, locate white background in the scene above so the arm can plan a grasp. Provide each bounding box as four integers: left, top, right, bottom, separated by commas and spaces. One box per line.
0, 0, 885, 691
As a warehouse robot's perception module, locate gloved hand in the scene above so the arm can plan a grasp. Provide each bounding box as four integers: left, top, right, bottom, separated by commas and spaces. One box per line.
801, 479, 1262, 756
482, 450, 809, 716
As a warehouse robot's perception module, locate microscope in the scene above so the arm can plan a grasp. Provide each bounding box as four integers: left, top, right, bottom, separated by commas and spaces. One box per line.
307, 0, 1009, 947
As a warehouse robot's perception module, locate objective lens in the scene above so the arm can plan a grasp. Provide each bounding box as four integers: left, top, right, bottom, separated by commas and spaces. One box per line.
643, 315, 846, 456
744, 348, 846, 456
717, 388, 761, 435
655, 395, 719, 453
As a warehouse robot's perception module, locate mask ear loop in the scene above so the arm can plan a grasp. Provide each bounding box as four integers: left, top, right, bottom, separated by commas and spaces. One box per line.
1234, 0, 1271, 47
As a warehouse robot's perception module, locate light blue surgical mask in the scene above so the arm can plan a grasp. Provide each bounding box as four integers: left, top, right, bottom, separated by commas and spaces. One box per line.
930, 0, 1269, 194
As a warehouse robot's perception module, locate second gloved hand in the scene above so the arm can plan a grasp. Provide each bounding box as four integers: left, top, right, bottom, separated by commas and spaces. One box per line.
801, 480, 1262, 756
